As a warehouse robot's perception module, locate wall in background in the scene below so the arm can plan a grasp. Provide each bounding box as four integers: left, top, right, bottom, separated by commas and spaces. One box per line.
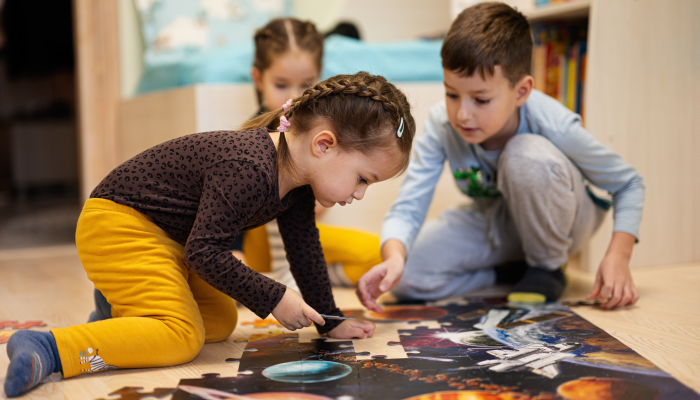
294, 0, 451, 42
118, 0, 144, 99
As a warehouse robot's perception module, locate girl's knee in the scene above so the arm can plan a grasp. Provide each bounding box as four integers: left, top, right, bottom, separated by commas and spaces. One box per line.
162, 320, 206, 364
203, 302, 238, 343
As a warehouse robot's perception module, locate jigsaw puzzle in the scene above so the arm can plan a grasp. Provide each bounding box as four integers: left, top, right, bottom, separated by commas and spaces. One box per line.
0, 331, 14, 344
241, 319, 285, 328
0, 320, 47, 330
169, 298, 699, 399
95, 386, 175, 400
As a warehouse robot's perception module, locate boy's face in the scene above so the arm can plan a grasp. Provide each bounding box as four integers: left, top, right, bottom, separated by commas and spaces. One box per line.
444, 66, 532, 150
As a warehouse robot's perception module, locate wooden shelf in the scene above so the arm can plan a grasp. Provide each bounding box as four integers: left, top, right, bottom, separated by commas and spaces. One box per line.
524, 0, 590, 22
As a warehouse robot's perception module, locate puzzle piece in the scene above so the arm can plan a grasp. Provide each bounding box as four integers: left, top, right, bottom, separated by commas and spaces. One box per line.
0, 320, 47, 330
95, 386, 175, 400
387, 341, 402, 346
241, 318, 284, 328
0, 331, 14, 344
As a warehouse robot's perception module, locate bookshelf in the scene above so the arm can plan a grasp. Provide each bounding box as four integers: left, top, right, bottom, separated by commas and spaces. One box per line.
522, 0, 700, 271
524, 0, 590, 22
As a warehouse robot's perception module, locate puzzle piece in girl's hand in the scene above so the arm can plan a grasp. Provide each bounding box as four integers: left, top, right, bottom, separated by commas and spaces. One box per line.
95, 386, 176, 400
0, 320, 47, 330
0, 331, 14, 344
241, 318, 284, 328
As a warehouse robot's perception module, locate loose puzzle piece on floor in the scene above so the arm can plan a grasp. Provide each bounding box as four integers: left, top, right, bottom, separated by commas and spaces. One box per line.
95, 386, 175, 400
0, 331, 14, 344
241, 318, 285, 328
0, 320, 47, 330
170, 298, 700, 399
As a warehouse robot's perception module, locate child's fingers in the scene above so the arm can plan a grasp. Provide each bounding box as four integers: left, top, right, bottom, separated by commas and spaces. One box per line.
346, 325, 368, 339
379, 268, 399, 293
602, 282, 622, 309
629, 286, 640, 306
359, 321, 375, 337
302, 305, 325, 326
586, 273, 603, 299
619, 285, 634, 308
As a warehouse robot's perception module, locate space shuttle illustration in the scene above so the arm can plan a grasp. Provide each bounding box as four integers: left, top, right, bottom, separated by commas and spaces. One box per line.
477, 343, 581, 378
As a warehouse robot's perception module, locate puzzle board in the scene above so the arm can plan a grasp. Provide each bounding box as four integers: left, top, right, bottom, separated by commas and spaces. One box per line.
172, 298, 700, 400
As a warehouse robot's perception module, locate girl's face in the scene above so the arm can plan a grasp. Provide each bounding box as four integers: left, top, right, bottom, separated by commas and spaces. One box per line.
304, 128, 402, 208
252, 49, 320, 110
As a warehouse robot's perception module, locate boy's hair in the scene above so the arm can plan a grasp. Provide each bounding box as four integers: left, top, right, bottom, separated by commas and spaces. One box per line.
441, 2, 532, 86
253, 18, 324, 106
241, 71, 416, 179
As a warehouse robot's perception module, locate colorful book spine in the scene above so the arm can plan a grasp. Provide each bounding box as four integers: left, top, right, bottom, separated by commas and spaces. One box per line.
531, 22, 587, 117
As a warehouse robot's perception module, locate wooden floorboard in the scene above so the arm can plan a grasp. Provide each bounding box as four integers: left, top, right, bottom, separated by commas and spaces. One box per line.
0, 245, 698, 399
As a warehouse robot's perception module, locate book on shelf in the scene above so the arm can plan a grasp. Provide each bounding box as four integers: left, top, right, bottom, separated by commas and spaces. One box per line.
535, 0, 585, 6
531, 22, 587, 119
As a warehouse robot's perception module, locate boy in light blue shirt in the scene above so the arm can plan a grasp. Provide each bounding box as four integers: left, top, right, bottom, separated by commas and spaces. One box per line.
356, 2, 644, 310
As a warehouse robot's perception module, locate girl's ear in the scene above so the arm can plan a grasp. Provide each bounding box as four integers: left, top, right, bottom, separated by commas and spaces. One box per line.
311, 130, 338, 157
515, 75, 534, 107
251, 67, 263, 91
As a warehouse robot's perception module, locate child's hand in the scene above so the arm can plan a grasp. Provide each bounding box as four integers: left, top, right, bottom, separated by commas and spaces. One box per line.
272, 289, 325, 330
587, 232, 639, 310
327, 319, 375, 339
357, 256, 404, 313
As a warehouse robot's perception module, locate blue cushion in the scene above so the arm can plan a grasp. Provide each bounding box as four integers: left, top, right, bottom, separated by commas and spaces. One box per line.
137, 35, 444, 94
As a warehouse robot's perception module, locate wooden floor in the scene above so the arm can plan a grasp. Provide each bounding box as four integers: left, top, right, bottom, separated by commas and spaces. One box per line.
0, 245, 699, 399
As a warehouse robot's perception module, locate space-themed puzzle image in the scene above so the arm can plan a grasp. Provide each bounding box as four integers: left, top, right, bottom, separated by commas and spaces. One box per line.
171, 298, 700, 400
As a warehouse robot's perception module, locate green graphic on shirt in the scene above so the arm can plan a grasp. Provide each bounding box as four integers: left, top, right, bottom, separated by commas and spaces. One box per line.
454, 167, 501, 198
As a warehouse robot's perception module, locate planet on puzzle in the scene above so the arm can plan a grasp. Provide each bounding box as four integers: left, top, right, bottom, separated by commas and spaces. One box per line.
557, 377, 658, 400
402, 390, 529, 400
262, 360, 353, 383
244, 392, 334, 400
367, 306, 448, 321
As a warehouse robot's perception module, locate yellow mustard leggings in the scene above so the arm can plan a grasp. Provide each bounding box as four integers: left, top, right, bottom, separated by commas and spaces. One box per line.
51, 198, 238, 378
243, 223, 382, 285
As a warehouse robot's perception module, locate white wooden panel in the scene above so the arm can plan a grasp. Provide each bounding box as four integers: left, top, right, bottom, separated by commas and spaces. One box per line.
118, 87, 197, 162
194, 85, 259, 132
583, 0, 697, 269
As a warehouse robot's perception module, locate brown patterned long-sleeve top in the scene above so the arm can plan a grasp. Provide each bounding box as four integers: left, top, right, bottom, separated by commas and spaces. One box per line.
90, 129, 343, 333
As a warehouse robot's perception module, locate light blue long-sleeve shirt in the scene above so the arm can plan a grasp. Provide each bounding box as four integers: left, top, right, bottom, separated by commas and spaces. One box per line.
382, 89, 645, 252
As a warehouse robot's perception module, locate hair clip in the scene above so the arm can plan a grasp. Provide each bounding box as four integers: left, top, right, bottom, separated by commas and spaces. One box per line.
282, 99, 293, 111
278, 115, 291, 132
397, 117, 404, 138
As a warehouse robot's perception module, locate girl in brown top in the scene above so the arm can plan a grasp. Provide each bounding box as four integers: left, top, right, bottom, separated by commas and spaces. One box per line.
3, 71, 416, 397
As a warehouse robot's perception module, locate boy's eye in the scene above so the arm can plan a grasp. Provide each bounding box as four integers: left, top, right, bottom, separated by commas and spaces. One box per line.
359, 176, 368, 184
446, 93, 458, 99
475, 98, 490, 104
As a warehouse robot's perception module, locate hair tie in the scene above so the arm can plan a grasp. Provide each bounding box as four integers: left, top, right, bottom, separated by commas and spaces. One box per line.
282, 99, 293, 111
278, 115, 291, 132
397, 117, 404, 138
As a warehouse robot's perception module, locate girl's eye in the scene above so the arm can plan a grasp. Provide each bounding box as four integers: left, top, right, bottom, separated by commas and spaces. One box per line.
359, 176, 368, 184
446, 93, 458, 100
475, 98, 490, 104
275, 83, 287, 90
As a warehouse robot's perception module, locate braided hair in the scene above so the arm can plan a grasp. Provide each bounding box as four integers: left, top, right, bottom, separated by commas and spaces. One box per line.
241, 71, 416, 180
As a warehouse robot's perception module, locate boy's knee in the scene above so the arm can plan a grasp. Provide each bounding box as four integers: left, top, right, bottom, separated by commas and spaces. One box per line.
500, 134, 570, 187
390, 268, 449, 301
